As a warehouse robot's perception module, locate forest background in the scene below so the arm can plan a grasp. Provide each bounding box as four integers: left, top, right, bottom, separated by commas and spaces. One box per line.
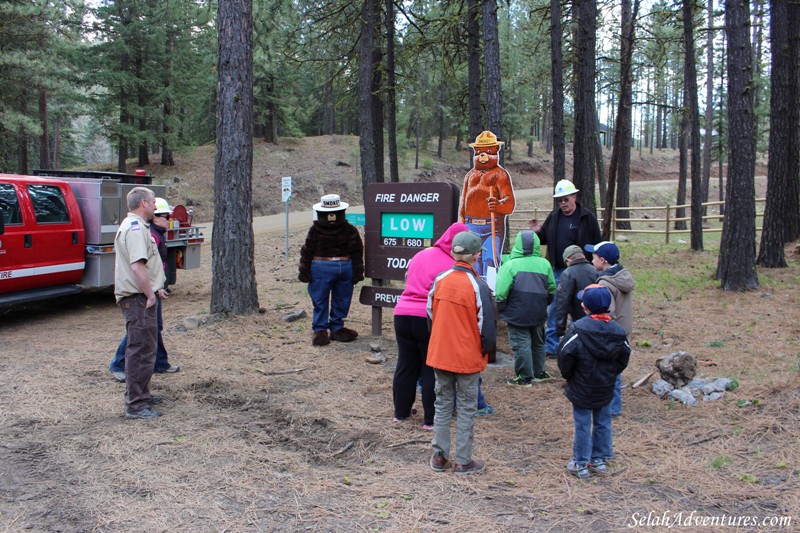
1, 0, 799, 302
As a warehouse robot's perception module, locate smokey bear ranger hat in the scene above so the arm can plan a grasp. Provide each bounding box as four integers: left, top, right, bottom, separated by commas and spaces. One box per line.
313, 194, 349, 212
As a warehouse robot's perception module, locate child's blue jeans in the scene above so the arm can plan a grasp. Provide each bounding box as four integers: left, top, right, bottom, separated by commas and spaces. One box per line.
572, 402, 613, 466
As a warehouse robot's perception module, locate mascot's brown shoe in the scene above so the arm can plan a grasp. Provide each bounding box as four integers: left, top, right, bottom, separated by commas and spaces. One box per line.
312, 330, 330, 346
330, 327, 358, 342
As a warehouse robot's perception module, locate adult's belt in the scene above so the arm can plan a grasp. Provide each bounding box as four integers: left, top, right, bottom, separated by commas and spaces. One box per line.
465, 218, 490, 225
313, 256, 350, 261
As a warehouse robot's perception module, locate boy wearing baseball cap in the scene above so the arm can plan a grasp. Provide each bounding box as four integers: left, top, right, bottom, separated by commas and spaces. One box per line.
427, 231, 496, 475
584, 240, 635, 416
553, 244, 598, 339
557, 284, 630, 479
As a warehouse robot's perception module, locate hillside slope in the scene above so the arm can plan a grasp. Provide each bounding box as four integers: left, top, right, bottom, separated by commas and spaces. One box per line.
131, 135, 705, 223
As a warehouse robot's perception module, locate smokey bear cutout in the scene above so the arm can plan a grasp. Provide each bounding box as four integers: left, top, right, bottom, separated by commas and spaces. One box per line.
458, 131, 516, 278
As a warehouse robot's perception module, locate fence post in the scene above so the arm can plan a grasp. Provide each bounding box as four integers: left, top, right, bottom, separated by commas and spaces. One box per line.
611, 206, 616, 241
665, 204, 671, 244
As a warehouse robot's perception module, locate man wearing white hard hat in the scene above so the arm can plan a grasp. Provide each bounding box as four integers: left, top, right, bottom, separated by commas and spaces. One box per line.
530, 179, 601, 357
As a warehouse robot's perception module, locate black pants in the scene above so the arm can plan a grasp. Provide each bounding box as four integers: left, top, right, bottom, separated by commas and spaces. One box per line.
393, 315, 435, 426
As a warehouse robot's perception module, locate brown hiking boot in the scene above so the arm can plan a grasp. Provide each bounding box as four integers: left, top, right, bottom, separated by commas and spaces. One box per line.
430, 453, 448, 472
454, 459, 486, 475
312, 330, 330, 346
330, 327, 358, 342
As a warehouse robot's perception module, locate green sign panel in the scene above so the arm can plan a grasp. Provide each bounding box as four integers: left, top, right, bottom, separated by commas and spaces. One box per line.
346, 213, 366, 226
381, 212, 434, 238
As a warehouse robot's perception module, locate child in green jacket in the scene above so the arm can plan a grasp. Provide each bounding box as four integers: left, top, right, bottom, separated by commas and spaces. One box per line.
495, 230, 556, 385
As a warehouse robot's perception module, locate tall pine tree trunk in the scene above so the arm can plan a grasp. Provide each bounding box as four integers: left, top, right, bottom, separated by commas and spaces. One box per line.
211, 0, 259, 314
385, 0, 398, 182
358, 0, 383, 200
549, 0, 565, 185
483, 0, 502, 140
572, 0, 597, 210
757, 0, 796, 267
467, 0, 482, 141
684, 0, 703, 250
161, 30, 175, 166
717, 0, 759, 291
675, 93, 688, 231
701, 0, 715, 216
136, 54, 150, 167
52, 115, 60, 170
17, 95, 28, 175
38, 89, 50, 170
604, 0, 638, 238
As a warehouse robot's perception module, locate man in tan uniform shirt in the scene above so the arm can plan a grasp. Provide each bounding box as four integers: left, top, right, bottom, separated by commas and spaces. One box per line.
114, 186, 167, 419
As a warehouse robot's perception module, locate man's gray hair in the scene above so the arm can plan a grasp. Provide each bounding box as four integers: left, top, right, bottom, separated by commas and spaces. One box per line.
127, 187, 154, 210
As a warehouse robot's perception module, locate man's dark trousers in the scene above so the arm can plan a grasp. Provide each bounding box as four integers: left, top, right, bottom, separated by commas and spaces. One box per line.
121, 294, 158, 412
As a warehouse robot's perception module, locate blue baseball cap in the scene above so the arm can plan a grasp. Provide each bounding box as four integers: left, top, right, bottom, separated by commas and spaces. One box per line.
584, 241, 620, 264
578, 284, 612, 313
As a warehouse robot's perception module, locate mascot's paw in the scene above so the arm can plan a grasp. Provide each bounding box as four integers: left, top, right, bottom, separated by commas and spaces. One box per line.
312, 330, 330, 346
330, 327, 358, 342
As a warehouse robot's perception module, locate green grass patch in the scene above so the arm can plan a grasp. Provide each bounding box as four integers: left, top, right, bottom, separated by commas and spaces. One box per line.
709, 455, 732, 468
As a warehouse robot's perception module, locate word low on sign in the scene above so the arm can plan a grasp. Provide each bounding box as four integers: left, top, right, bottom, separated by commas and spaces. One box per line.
359, 182, 459, 331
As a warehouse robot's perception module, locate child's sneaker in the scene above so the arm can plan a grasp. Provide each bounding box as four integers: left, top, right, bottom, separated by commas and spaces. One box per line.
567, 461, 591, 479
422, 424, 434, 430
533, 371, 553, 382
475, 405, 496, 416
506, 375, 533, 387
588, 459, 608, 475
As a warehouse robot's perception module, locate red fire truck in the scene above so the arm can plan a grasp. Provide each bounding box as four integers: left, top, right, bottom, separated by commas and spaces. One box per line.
0, 170, 204, 306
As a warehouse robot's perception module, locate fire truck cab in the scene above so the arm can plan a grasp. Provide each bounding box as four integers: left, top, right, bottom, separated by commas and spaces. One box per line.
0, 170, 204, 307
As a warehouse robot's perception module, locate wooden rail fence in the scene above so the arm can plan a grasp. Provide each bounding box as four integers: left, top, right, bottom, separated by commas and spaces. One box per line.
509, 198, 766, 244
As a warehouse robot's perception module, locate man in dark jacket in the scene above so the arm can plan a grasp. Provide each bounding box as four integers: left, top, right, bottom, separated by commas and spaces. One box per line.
554, 244, 598, 338
531, 179, 602, 357
557, 284, 630, 479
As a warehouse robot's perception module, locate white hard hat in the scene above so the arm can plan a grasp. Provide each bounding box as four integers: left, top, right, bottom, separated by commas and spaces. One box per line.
553, 179, 579, 198
154, 197, 173, 214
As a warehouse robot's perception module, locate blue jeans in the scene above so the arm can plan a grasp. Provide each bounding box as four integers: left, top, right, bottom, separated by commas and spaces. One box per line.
611, 374, 622, 415
545, 268, 565, 354
308, 259, 353, 332
110, 297, 169, 373
572, 402, 613, 466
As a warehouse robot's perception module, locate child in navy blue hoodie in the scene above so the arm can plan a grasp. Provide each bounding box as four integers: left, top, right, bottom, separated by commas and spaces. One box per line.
557, 284, 630, 479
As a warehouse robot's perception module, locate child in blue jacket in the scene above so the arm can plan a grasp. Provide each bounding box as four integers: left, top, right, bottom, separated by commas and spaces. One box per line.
557, 284, 630, 479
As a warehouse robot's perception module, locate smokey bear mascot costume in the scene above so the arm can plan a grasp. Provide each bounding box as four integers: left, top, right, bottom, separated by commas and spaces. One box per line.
298, 194, 364, 346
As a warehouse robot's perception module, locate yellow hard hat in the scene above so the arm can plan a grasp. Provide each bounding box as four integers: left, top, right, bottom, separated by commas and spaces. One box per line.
553, 179, 579, 198
469, 130, 504, 148
154, 197, 173, 214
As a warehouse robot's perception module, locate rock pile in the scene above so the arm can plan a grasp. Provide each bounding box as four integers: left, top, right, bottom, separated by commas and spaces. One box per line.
651, 351, 735, 405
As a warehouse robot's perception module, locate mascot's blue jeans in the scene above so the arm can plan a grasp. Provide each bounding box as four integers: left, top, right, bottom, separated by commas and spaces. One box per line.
465, 221, 503, 278
308, 259, 353, 333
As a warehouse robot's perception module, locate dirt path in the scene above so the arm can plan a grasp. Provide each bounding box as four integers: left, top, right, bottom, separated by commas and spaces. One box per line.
1, 176, 796, 532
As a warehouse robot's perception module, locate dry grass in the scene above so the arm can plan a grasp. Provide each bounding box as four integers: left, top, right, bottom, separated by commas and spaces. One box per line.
1, 223, 799, 532
2, 138, 794, 531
